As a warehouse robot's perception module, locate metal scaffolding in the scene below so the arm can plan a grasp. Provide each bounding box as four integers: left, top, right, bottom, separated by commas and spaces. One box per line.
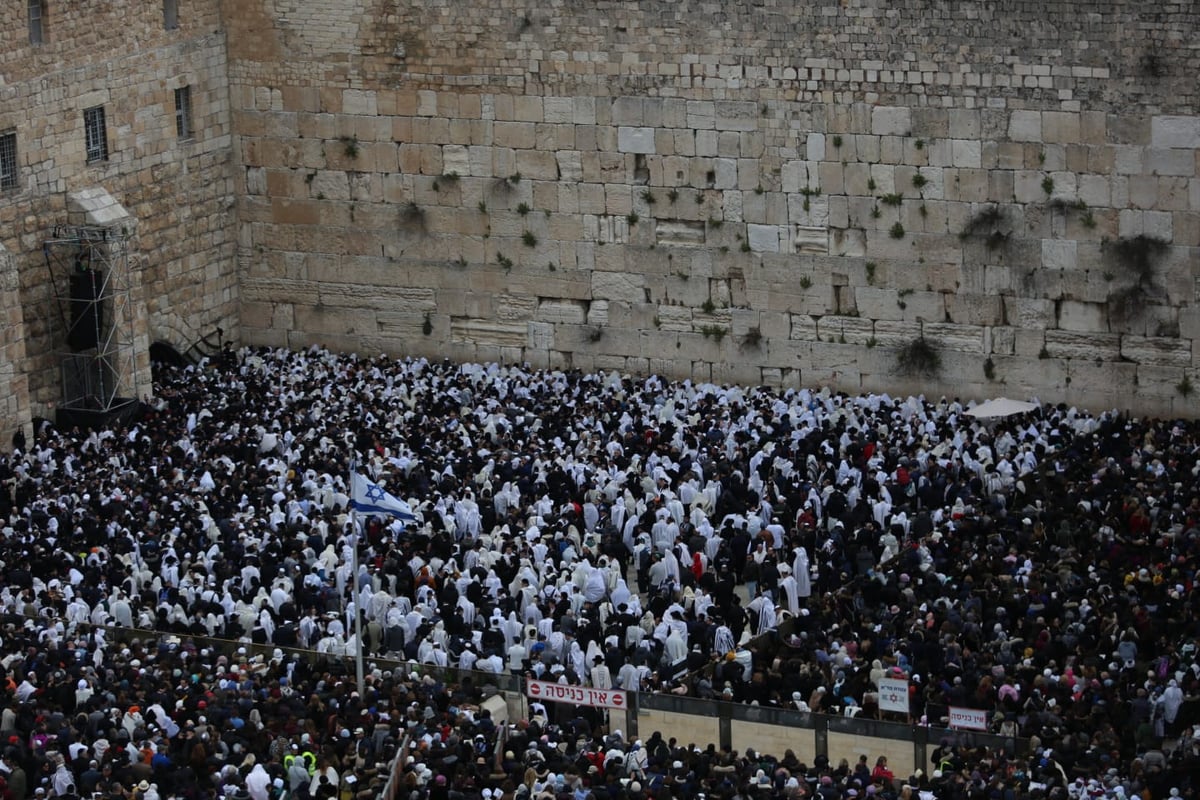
43, 225, 139, 418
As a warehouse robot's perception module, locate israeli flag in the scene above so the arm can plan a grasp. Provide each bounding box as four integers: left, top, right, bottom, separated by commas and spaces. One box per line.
349, 472, 417, 521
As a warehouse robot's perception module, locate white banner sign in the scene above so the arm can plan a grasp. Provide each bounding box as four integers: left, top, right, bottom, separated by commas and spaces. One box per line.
526, 679, 628, 710
948, 706, 988, 731
878, 677, 909, 714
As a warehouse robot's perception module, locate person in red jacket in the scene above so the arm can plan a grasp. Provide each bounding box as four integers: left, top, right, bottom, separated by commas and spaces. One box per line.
871, 755, 895, 784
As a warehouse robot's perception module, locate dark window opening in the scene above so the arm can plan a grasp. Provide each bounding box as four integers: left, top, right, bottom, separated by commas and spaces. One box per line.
0, 131, 17, 191
175, 86, 193, 140
84, 106, 109, 164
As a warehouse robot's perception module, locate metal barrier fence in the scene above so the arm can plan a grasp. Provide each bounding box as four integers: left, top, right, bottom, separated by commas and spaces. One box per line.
638, 691, 1028, 769
51, 621, 1025, 778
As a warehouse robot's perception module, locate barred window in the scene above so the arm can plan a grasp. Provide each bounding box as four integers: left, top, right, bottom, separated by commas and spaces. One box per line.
0, 131, 17, 191
84, 106, 109, 164
175, 86, 193, 140
28, 0, 45, 45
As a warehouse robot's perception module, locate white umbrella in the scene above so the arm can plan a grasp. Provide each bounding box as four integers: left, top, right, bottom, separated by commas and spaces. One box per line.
964, 397, 1039, 419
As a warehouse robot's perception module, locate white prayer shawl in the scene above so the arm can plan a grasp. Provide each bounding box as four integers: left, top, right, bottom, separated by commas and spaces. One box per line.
778, 575, 800, 616
664, 629, 688, 664
793, 547, 812, 597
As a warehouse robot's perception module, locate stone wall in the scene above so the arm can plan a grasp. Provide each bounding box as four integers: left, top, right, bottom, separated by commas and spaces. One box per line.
0, 0, 238, 421
227, 0, 1200, 415
6, 0, 1200, 428
0, 243, 31, 446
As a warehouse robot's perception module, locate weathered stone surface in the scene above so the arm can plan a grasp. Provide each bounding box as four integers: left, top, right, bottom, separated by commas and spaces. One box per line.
1152, 117, 1200, 149
8, 0, 1200, 438
618, 127, 657, 154
1121, 335, 1193, 366
747, 224, 784, 253
1044, 330, 1121, 360
591, 272, 645, 304
535, 299, 588, 324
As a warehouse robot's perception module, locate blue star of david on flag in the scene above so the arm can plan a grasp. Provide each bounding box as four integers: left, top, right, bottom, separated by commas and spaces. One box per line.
350, 472, 417, 521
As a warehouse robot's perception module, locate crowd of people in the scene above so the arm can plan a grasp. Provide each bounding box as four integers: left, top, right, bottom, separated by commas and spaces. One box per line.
0, 345, 1198, 800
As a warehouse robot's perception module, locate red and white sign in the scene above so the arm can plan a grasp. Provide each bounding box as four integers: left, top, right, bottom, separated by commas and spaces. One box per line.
878, 677, 910, 714
948, 706, 988, 731
526, 679, 628, 710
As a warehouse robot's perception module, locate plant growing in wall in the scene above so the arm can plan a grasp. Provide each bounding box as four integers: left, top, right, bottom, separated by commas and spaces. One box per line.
1041, 176, 1055, 195
400, 201, 426, 231
959, 205, 1009, 249
912, 173, 928, 189
889, 222, 906, 239
497, 253, 514, 271
1104, 234, 1170, 323
983, 357, 995, 381
880, 192, 903, 207
340, 137, 360, 159
1178, 375, 1194, 398
493, 173, 521, 193
627, 212, 639, 226
800, 185, 821, 212
641, 190, 656, 204
896, 336, 942, 377
517, 202, 531, 216
522, 231, 538, 247
422, 313, 433, 336
667, 189, 679, 203
741, 326, 763, 349
831, 135, 843, 148
865, 261, 877, 285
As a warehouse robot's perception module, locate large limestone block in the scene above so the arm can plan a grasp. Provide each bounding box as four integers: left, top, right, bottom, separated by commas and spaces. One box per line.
618, 127, 657, 154
854, 287, 903, 321
789, 314, 818, 340
945, 294, 1004, 326
921, 323, 983, 354
793, 226, 829, 255
242, 278, 319, 305
871, 320, 923, 348
449, 319, 528, 347
592, 272, 646, 304
1121, 336, 1193, 366
715, 101, 759, 131
781, 161, 818, 193
872, 107, 911, 136
544, 97, 574, 124
442, 145, 469, 176
687, 101, 715, 129
319, 284, 437, 312
495, 295, 538, 321
1044, 330, 1120, 360
1042, 240, 1078, 270
714, 158, 739, 189
816, 316, 874, 345
1008, 110, 1042, 142
1151, 116, 1200, 149
494, 122, 535, 149
1006, 297, 1056, 330
1057, 300, 1108, 332
1145, 148, 1195, 177
951, 140, 981, 169
747, 224, 784, 253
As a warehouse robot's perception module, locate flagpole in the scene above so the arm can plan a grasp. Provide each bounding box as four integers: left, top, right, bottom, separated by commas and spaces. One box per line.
350, 460, 365, 699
